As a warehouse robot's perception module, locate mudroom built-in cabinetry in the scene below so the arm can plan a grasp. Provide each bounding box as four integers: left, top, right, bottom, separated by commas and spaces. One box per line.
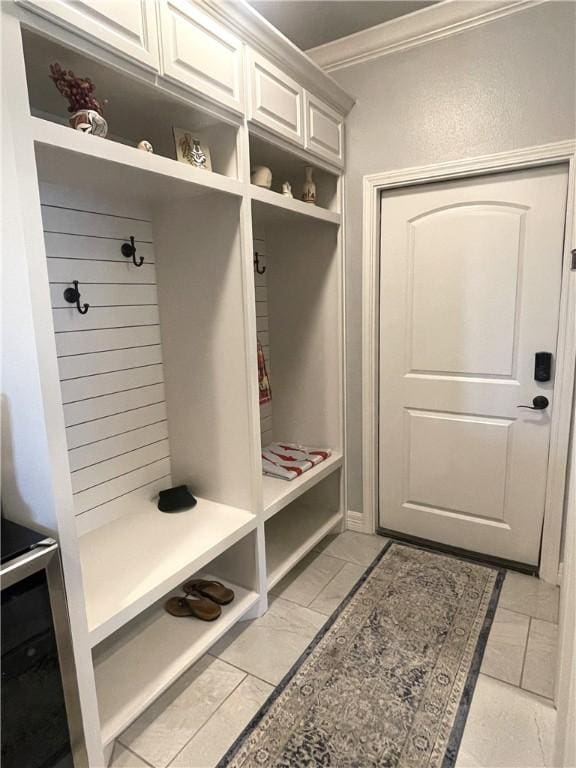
2, 1, 354, 764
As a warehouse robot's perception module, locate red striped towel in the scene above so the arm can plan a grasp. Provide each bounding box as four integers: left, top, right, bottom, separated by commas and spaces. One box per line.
262, 442, 331, 480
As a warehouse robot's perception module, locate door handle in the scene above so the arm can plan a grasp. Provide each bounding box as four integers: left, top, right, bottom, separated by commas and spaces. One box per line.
517, 396, 549, 410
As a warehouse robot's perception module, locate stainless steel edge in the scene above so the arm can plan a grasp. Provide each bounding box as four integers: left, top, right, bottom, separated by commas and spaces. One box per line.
46, 551, 90, 768
0, 539, 58, 589
1, 539, 89, 768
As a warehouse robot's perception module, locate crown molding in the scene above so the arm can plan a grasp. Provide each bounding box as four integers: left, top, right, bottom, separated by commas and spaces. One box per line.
307, 0, 547, 72
199, 0, 355, 114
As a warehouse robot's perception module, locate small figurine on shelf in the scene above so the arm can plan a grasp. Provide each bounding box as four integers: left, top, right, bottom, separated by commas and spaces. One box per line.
282, 181, 293, 198
137, 140, 154, 153
49, 63, 108, 137
302, 166, 317, 204
251, 166, 273, 189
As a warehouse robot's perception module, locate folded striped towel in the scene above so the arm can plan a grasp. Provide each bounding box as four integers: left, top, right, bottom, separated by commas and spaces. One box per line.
262, 442, 331, 481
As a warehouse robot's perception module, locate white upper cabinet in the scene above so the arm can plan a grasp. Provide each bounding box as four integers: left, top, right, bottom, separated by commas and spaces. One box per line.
158, 0, 243, 113
16, 0, 160, 70
248, 50, 304, 146
305, 93, 344, 167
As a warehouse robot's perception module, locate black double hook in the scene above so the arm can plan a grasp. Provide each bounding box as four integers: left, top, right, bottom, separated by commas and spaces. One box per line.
63, 280, 89, 315
121, 236, 144, 267
254, 251, 266, 275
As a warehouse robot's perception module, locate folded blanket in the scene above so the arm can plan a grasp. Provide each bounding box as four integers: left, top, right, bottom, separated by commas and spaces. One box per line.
262, 442, 331, 481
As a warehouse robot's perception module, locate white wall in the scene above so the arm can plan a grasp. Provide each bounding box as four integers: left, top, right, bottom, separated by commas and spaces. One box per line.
331, 1, 576, 516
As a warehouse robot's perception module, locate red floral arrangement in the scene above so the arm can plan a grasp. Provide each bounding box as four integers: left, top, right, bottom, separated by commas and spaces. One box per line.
49, 63, 106, 115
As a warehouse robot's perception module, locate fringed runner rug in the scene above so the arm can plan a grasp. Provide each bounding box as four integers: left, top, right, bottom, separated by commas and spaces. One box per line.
220, 541, 504, 768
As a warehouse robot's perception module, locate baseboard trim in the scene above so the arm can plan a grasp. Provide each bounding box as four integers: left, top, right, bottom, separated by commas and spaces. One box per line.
377, 527, 539, 575
346, 510, 367, 533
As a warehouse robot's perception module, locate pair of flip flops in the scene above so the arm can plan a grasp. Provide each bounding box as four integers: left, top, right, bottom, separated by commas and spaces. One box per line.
165, 579, 235, 622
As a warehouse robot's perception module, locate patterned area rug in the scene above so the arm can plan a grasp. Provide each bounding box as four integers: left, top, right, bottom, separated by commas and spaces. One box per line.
220, 541, 504, 768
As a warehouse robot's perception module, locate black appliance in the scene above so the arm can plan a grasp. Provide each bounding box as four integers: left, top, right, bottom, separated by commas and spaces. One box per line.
1, 518, 87, 768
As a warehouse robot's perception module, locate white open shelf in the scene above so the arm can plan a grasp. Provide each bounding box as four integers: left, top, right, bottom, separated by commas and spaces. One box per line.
80, 498, 257, 646
93, 573, 259, 746
250, 185, 341, 225
266, 506, 344, 590
31, 117, 244, 202
263, 452, 343, 521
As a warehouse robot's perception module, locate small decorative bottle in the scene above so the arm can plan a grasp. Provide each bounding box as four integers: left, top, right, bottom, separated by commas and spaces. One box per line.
302, 166, 317, 204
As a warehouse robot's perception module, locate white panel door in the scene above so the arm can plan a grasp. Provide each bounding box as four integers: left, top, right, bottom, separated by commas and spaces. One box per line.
17, 0, 159, 70
305, 92, 343, 167
248, 50, 304, 146
378, 166, 568, 565
158, 0, 243, 113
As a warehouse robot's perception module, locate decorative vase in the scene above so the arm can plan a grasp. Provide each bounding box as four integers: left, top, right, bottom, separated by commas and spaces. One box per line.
302, 166, 316, 204
251, 166, 273, 189
69, 110, 108, 137
282, 181, 293, 198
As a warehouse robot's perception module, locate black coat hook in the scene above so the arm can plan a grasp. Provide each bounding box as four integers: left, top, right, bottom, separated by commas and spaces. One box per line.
254, 251, 266, 275
122, 236, 144, 267
63, 280, 89, 315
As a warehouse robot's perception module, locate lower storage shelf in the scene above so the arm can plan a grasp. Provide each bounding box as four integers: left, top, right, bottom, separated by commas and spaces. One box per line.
266, 504, 343, 590
93, 574, 259, 746
263, 452, 343, 520
80, 498, 257, 646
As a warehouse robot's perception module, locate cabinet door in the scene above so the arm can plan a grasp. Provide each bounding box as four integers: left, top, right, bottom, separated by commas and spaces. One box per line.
305, 93, 344, 166
248, 51, 304, 146
16, 0, 159, 70
158, 0, 243, 114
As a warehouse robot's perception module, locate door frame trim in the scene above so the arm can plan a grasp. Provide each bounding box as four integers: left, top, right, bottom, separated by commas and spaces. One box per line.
361, 140, 576, 584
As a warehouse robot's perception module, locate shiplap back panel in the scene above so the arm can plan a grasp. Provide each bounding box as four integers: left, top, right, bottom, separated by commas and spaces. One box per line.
41, 195, 173, 535
254, 231, 272, 447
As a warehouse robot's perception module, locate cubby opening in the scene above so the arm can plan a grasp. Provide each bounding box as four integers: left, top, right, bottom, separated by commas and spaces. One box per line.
265, 472, 343, 588
249, 132, 339, 211
91, 531, 260, 746
22, 29, 239, 178
252, 211, 343, 518
35, 158, 256, 645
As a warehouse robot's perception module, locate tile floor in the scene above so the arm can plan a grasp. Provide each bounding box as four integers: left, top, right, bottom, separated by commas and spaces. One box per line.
110, 532, 560, 768
458, 567, 559, 768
